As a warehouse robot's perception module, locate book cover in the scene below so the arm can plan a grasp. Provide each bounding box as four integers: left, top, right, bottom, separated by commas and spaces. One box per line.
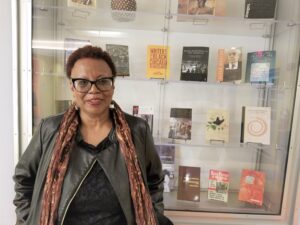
241, 106, 271, 145
132, 105, 154, 134
205, 109, 229, 143
168, 108, 192, 140
155, 144, 176, 192
238, 169, 265, 206
177, 166, 200, 201
208, 169, 230, 202
146, 45, 170, 79
245, 50, 276, 83
177, 0, 226, 21
180, 46, 209, 82
106, 44, 130, 77
216, 47, 243, 82
67, 0, 97, 8
244, 0, 277, 19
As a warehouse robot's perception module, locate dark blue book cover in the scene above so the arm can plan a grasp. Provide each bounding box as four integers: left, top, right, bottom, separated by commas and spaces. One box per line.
245, 50, 276, 83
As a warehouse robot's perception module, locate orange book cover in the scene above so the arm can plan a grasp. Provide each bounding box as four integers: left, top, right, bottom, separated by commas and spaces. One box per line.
146, 45, 170, 79
238, 169, 265, 206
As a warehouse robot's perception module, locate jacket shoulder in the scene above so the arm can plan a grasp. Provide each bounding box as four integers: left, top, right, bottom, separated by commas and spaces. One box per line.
39, 113, 64, 136
124, 113, 148, 131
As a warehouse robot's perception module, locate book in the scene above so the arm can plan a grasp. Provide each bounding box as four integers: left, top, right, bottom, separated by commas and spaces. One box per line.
205, 109, 229, 143
168, 108, 192, 140
208, 169, 230, 202
216, 47, 243, 82
155, 144, 176, 192
245, 50, 276, 83
238, 169, 265, 206
244, 0, 277, 19
180, 46, 209, 82
241, 106, 271, 145
106, 44, 130, 77
67, 0, 97, 8
132, 106, 154, 134
177, 166, 200, 201
146, 45, 170, 79
177, 0, 226, 21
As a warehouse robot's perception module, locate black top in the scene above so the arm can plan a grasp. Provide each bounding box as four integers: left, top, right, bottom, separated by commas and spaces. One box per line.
63, 129, 127, 225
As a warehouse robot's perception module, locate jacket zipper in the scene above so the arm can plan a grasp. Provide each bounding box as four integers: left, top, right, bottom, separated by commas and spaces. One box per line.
60, 160, 97, 225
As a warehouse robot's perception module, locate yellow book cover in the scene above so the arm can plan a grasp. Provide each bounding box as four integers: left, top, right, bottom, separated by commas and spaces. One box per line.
146, 45, 170, 79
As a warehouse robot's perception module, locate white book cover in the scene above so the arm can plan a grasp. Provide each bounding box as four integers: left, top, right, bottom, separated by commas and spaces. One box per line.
132, 106, 154, 134
243, 106, 271, 145
205, 109, 229, 143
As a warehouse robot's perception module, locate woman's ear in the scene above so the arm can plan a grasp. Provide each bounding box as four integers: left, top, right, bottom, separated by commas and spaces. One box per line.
69, 79, 74, 91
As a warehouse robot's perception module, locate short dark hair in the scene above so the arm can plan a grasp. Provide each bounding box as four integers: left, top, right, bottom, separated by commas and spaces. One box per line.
66, 45, 116, 78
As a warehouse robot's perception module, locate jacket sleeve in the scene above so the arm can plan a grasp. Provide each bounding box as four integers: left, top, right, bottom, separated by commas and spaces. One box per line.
143, 121, 164, 214
13, 120, 44, 224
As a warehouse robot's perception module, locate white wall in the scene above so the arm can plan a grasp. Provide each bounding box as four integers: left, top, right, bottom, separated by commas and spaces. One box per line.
0, 0, 15, 224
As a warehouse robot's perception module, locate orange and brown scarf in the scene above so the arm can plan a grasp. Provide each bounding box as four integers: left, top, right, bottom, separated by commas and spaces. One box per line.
40, 101, 157, 225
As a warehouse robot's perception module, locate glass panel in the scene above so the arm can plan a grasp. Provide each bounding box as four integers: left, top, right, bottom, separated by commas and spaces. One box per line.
29, 0, 300, 219
32, 0, 168, 130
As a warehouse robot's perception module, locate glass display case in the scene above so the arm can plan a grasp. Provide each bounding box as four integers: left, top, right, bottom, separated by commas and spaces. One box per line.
16, 0, 300, 224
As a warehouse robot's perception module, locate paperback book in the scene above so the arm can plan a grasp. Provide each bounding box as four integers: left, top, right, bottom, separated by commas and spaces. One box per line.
180, 46, 209, 82
208, 169, 230, 202
244, 0, 277, 19
205, 109, 229, 143
67, 0, 97, 8
155, 144, 176, 192
216, 47, 243, 82
177, 166, 201, 202
241, 106, 271, 145
245, 50, 276, 83
168, 108, 192, 140
146, 45, 170, 79
238, 169, 265, 206
177, 0, 226, 21
132, 105, 154, 134
106, 44, 130, 77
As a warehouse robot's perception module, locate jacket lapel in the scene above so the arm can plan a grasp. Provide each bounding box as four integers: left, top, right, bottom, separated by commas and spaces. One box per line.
96, 142, 135, 225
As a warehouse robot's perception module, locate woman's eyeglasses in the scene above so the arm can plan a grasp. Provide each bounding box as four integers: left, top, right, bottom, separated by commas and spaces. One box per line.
71, 77, 114, 93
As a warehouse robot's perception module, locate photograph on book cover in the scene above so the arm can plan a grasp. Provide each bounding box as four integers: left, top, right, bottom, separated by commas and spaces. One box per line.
208, 169, 230, 202
180, 46, 209, 82
106, 44, 130, 77
168, 108, 192, 140
67, 0, 97, 8
155, 144, 176, 192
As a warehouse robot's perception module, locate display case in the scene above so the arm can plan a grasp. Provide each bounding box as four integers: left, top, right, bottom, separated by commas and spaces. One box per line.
16, 0, 300, 224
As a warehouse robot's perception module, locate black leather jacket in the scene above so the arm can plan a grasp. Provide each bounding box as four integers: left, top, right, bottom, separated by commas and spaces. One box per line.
13, 113, 165, 225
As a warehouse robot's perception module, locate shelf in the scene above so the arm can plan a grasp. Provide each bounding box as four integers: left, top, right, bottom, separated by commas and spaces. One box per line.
164, 191, 277, 215
32, 3, 300, 37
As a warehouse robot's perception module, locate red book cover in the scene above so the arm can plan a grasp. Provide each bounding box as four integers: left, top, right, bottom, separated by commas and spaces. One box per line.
208, 169, 230, 202
238, 169, 265, 206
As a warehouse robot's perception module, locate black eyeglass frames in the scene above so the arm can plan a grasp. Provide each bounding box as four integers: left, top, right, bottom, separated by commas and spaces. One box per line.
71, 77, 114, 93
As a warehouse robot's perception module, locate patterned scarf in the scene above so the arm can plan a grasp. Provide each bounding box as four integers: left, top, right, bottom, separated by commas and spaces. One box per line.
40, 101, 157, 225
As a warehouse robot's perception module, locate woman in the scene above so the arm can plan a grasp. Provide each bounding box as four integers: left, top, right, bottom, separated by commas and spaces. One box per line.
14, 45, 172, 225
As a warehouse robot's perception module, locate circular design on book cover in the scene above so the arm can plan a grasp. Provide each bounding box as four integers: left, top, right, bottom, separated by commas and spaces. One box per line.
247, 117, 267, 136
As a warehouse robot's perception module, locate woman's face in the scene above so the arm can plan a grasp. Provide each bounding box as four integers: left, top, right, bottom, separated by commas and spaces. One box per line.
70, 58, 114, 118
